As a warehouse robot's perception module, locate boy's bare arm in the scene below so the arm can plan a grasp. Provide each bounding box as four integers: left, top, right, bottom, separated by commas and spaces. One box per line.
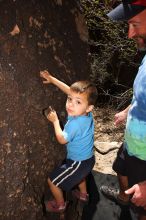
47, 110, 67, 145
53, 120, 67, 144
40, 70, 70, 95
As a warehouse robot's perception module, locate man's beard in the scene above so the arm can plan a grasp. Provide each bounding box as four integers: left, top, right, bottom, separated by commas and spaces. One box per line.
135, 35, 146, 51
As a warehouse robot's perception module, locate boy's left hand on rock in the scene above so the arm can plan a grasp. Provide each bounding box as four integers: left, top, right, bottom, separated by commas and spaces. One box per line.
40, 70, 52, 83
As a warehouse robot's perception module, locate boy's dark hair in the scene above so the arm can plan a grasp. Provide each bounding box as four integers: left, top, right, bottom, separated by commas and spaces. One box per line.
70, 81, 98, 105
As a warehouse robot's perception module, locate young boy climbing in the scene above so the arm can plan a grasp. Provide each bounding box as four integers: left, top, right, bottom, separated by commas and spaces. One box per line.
40, 70, 97, 212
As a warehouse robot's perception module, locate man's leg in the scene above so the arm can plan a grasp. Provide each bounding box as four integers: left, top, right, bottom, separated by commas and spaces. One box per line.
139, 215, 146, 220
118, 174, 129, 202
100, 173, 129, 205
100, 144, 129, 204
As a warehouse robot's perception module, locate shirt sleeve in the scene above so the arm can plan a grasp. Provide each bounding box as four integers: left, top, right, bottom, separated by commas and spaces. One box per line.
62, 119, 79, 142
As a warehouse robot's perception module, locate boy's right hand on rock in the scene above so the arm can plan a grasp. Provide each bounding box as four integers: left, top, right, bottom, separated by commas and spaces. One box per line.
40, 70, 52, 84
47, 109, 58, 123
43, 106, 53, 118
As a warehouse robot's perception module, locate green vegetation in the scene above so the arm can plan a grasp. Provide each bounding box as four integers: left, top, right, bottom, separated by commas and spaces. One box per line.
80, 0, 140, 108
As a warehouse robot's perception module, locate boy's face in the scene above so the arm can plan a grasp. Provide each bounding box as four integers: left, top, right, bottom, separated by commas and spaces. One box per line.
66, 90, 93, 117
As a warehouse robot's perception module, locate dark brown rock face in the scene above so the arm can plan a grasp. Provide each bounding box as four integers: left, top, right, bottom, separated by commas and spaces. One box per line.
0, 0, 90, 219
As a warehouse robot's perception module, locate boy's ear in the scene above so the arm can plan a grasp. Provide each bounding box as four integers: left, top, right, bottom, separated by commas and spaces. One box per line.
86, 105, 94, 113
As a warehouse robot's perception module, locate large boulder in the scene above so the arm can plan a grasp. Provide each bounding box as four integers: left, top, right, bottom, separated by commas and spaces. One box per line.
0, 0, 91, 219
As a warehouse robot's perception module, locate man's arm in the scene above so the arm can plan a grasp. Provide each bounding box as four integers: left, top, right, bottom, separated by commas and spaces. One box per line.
40, 70, 70, 95
114, 104, 131, 127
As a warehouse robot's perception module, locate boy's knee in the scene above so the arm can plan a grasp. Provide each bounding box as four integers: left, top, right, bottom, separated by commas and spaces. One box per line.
47, 178, 57, 188
47, 178, 52, 185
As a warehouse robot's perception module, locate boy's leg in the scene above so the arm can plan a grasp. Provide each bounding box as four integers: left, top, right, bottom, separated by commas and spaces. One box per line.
78, 178, 87, 194
48, 178, 64, 204
72, 178, 89, 201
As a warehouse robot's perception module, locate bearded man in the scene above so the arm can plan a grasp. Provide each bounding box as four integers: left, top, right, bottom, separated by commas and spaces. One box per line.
100, 1, 146, 220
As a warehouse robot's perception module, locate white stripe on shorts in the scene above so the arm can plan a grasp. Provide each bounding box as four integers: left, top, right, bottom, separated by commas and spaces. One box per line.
56, 161, 81, 186
52, 161, 81, 186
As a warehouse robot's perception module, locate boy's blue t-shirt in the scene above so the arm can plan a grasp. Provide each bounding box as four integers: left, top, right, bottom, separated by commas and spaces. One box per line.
62, 112, 94, 161
125, 55, 146, 160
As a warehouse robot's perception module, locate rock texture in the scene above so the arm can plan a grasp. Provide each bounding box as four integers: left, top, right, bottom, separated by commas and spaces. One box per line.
0, 0, 90, 219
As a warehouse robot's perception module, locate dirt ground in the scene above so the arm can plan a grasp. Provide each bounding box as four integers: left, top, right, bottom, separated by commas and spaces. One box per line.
93, 107, 125, 175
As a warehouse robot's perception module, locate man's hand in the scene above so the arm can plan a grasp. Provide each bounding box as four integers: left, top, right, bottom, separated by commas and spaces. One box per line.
40, 70, 52, 84
114, 111, 127, 126
125, 181, 146, 209
114, 105, 131, 127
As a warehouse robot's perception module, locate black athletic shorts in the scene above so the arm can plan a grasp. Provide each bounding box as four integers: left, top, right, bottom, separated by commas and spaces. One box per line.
49, 156, 95, 192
